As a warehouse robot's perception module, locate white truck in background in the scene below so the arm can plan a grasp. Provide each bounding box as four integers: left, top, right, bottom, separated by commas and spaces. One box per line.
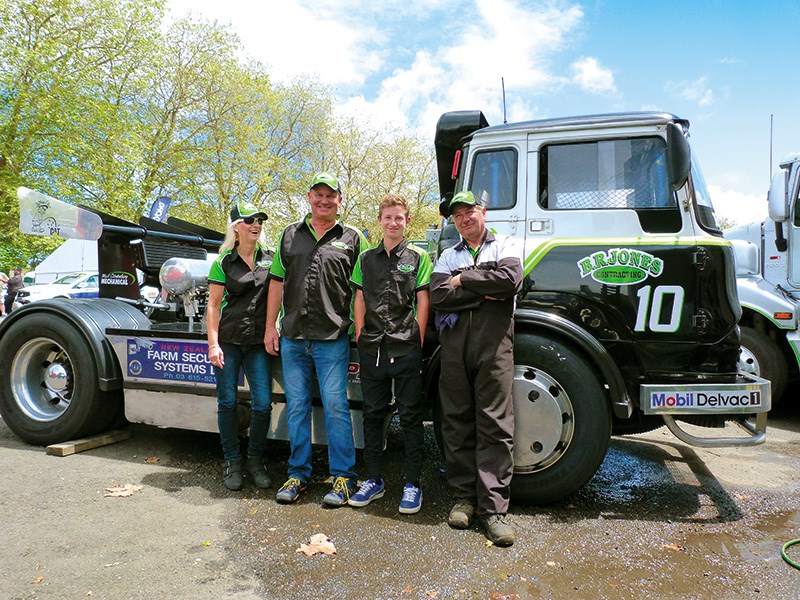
725, 153, 800, 404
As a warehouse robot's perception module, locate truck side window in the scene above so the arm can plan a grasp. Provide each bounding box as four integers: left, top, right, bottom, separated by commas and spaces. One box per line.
539, 137, 679, 232
469, 148, 517, 210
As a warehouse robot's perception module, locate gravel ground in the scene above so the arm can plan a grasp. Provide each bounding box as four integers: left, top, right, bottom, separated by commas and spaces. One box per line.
2, 400, 800, 599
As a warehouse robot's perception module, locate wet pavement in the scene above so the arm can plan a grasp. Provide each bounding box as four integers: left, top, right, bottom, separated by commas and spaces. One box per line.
2, 399, 800, 599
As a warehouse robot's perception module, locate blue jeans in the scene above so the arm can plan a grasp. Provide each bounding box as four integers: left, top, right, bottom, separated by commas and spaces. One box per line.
214, 343, 272, 462
281, 335, 357, 483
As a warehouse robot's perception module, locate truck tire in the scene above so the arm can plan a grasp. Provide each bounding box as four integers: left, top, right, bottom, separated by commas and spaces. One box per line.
739, 326, 788, 405
510, 334, 611, 504
0, 313, 122, 445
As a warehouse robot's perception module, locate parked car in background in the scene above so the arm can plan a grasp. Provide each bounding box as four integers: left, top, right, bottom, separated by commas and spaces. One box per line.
16, 272, 99, 305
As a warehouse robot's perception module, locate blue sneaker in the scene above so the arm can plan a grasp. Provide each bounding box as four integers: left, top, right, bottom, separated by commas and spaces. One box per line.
322, 476, 357, 507
275, 477, 306, 504
398, 483, 422, 514
348, 479, 385, 507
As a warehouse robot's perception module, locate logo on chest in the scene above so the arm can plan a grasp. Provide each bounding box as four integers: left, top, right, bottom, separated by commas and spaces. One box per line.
396, 263, 414, 274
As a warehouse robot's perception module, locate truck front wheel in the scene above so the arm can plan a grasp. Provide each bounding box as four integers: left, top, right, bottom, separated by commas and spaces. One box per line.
739, 325, 788, 405
510, 334, 611, 504
0, 314, 122, 445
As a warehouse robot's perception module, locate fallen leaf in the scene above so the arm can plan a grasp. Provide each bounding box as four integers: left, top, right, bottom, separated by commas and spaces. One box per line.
87, 592, 93, 597
201, 540, 212, 547
144, 456, 160, 464
546, 561, 556, 567
661, 543, 684, 552
485, 539, 494, 547
402, 586, 415, 594
31, 576, 44, 584
296, 533, 337, 556
425, 591, 439, 598
104, 484, 143, 497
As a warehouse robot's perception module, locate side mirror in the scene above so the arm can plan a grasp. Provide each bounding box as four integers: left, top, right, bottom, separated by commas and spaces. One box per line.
768, 168, 788, 223
728, 239, 759, 276
666, 123, 690, 190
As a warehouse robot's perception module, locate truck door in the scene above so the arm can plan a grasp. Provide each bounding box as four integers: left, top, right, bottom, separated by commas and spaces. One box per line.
466, 145, 527, 239
521, 131, 721, 345
787, 163, 800, 287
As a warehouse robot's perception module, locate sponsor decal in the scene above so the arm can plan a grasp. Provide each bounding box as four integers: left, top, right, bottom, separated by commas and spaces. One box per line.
127, 338, 219, 384
101, 271, 135, 286
649, 390, 762, 410
577, 248, 663, 286
257, 260, 272, 269
397, 263, 414, 273
331, 241, 349, 250
348, 362, 360, 381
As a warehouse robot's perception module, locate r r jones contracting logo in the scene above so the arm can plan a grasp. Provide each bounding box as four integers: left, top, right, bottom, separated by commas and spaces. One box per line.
577, 248, 663, 285
650, 390, 763, 410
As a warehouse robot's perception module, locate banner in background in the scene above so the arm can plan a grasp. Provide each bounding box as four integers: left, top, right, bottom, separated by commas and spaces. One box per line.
149, 196, 171, 222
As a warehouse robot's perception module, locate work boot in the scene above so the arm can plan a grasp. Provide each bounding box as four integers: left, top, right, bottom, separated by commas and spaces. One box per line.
481, 514, 514, 547
245, 456, 272, 489
447, 502, 476, 529
222, 460, 243, 491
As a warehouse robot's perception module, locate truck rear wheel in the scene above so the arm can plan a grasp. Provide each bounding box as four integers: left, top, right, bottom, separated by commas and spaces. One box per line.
0, 314, 122, 445
739, 326, 788, 405
510, 334, 611, 504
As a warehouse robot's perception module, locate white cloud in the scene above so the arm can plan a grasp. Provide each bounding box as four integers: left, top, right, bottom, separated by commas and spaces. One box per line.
570, 56, 616, 94
708, 184, 767, 226
166, 0, 591, 132
359, 0, 585, 132
167, 0, 383, 86
668, 76, 714, 107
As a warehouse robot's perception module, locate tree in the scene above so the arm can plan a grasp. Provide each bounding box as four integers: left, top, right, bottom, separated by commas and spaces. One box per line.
0, 0, 166, 267
323, 118, 440, 243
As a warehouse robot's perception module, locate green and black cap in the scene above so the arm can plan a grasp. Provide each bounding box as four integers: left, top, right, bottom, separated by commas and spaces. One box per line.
442, 190, 483, 217
230, 200, 267, 222
309, 171, 341, 192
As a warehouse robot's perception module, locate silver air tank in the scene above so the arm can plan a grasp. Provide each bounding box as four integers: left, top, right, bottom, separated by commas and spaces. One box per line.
159, 258, 211, 295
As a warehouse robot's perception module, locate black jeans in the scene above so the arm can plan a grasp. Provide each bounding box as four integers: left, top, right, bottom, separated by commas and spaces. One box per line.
359, 349, 424, 484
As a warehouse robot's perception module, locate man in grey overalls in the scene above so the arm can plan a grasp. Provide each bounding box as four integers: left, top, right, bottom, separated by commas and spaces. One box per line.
430, 190, 523, 547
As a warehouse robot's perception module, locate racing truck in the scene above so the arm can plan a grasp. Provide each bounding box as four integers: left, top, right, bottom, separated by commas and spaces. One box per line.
0, 110, 770, 505
725, 153, 800, 405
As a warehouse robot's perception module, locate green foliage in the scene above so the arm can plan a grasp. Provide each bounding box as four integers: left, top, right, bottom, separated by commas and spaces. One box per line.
0, 0, 439, 267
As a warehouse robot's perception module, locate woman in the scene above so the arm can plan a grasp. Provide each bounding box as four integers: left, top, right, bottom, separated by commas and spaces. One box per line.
207, 201, 273, 491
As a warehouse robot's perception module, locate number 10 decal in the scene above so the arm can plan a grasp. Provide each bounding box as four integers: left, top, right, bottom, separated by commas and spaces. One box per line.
634, 285, 685, 332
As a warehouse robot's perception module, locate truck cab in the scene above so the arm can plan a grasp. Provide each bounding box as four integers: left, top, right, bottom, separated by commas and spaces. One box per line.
725, 153, 800, 403
435, 111, 769, 502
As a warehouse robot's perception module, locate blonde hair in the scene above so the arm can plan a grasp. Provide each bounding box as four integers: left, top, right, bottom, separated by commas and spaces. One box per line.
218, 220, 266, 254
378, 194, 410, 219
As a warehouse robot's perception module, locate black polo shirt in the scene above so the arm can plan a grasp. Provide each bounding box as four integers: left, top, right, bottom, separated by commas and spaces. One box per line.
350, 239, 433, 358
208, 245, 273, 345
269, 215, 367, 340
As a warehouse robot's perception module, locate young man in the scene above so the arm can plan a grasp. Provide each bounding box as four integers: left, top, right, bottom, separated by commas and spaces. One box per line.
348, 194, 432, 514
430, 190, 523, 547
265, 172, 367, 507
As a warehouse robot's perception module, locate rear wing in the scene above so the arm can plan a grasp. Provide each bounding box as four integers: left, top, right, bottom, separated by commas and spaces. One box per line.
18, 187, 224, 299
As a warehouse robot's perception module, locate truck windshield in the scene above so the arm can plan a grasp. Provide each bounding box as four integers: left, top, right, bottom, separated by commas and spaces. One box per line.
690, 153, 721, 233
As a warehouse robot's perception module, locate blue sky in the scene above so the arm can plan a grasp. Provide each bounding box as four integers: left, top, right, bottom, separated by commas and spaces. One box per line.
168, 0, 800, 225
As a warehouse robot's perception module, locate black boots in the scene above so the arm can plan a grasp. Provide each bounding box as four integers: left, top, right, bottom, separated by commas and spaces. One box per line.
245, 456, 272, 489
222, 460, 243, 491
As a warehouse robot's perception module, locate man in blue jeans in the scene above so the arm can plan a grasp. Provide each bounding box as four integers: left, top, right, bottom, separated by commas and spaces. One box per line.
264, 171, 368, 506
